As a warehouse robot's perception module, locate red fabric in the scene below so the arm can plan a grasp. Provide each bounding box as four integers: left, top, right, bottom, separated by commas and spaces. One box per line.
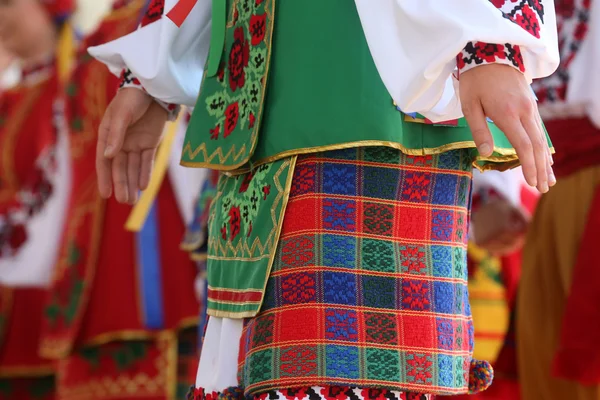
544, 117, 600, 178
552, 184, 600, 384
40, 2, 198, 358
0, 288, 55, 372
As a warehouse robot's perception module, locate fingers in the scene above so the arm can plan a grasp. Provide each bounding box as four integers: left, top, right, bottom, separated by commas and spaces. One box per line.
139, 149, 157, 191
462, 101, 494, 157
112, 152, 129, 204
103, 106, 132, 159
96, 135, 113, 198
522, 114, 549, 193
127, 152, 141, 204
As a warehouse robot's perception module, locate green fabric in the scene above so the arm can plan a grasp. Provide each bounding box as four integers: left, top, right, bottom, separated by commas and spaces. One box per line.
184, 0, 550, 171
206, 157, 295, 317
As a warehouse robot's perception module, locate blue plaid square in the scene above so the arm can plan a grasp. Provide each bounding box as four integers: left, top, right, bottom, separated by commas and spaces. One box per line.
325, 345, 360, 378
323, 271, 357, 305
432, 245, 453, 278
432, 174, 459, 205
437, 354, 455, 388
433, 281, 455, 314
432, 210, 455, 241
323, 163, 357, 196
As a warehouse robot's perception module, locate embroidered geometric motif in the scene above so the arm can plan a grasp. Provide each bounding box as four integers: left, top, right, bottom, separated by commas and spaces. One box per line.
291, 163, 316, 197
406, 353, 434, 385
325, 345, 360, 379
323, 200, 356, 232
362, 275, 396, 309
323, 163, 357, 196
280, 236, 315, 269
402, 171, 432, 202
432, 210, 455, 241
363, 203, 394, 236
364, 312, 398, 345
365, 348, 400, 381
361, 239, 395, 273
402, 279, 432, 311
323, 235, 356, 268
400, 245, 428, 275
239, 148, 476, 396
281, 272, 317, 305
325, 309, 359, 342
280, 346, 318, 377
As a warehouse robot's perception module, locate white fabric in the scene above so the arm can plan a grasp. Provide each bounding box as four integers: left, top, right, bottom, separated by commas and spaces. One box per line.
0, 104, 72, 287
537, 0, 600, 127
196, 317, 244, 391
0, 62, 21, 90
354, 0, 559, 122
472, 168, 522, 207
168, 112, 208, 225
562, 0, 600, 128
89, 0, 211, 107
90, 1, 559, 122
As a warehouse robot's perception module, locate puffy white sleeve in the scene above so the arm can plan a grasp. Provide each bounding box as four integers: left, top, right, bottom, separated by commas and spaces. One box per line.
354, 0, 560, 122
88, 0, 211, 107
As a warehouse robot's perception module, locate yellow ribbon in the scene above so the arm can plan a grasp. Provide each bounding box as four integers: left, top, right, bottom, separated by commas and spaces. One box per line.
125, 115, 181, 232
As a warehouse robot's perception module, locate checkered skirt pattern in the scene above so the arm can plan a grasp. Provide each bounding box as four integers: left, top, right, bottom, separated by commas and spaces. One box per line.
238, 147, 477, 396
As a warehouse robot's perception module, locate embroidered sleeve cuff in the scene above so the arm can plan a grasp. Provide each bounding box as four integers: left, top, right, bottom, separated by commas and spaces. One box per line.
118, 68, 180, 122
457, 42, 526, 76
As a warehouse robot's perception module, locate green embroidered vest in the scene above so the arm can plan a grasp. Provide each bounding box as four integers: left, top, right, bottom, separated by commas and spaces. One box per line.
186, 0, 551, 317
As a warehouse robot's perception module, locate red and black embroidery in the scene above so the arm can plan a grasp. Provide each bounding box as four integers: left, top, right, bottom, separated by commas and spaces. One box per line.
490, 0, 545, 38
141, 0, 165, 27
457, 42, 525, 74
228, 27, 251, 92
187, 386, 433, 400
532, 0, 591, 103
118, 68, 141, 89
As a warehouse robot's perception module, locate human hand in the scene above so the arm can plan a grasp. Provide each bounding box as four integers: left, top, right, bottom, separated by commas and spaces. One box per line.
460, 64, 555, 193
96, 88, 168, 204
472, 198, 530, 256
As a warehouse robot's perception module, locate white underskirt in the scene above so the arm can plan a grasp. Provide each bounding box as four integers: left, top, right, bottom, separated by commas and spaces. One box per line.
195, 317, 244, 392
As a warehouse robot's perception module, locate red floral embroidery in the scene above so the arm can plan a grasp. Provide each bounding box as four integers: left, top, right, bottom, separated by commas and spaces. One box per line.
255, 0, 264, 5
228, 27, 250, 92
221, 224, 227, 240
514, 5, 542, 37
239, 171, 255, 194
224, 102, 239, 137
210, 124, 221, 140
249, 14, 267, 46
262, 184, 270, 200
141, 0, 164, 27
249, 112, 256, 128
229, 206, 241, 241
473, 42, 506, 63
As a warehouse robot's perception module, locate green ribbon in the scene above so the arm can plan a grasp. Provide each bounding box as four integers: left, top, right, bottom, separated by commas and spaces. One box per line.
207, 0, 227, 77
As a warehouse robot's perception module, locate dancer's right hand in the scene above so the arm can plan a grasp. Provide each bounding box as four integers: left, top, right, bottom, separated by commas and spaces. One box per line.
96, 88, 168, 204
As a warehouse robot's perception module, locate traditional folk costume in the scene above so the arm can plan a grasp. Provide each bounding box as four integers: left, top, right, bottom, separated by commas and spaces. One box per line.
514, 0, 600, 398
90, 0, 558, 398
23, 3, 205, 399
445, 170, 538, 400
0, 2, 75, 398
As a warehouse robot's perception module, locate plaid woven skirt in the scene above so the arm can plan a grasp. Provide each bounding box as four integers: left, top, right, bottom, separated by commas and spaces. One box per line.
233, 147, 486, 397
